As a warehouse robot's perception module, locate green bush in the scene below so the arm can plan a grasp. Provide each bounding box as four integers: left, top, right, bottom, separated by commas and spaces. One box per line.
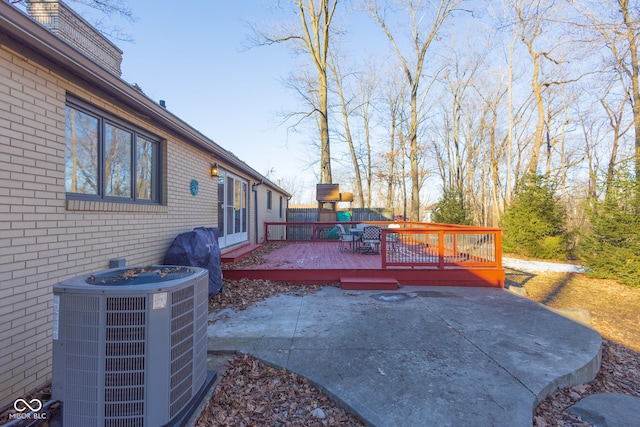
432, 189, 473, 225
501, 174, 569, 259
579, 171, 640, 288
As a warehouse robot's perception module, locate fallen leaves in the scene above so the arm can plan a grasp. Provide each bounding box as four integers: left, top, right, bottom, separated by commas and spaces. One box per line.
533, 339, 640, 426
196, 354, 363, 426
222, 242, 289, 269
208, 278, 325, 314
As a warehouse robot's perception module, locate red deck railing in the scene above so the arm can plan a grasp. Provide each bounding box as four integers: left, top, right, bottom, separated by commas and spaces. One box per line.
264, 221, 502, 271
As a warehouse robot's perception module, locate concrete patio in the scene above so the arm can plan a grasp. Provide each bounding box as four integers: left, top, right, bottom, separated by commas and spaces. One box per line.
207, 286, 602, 426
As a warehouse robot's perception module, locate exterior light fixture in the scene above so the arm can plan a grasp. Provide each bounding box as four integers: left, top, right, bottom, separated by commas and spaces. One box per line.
211, 163, 219, 177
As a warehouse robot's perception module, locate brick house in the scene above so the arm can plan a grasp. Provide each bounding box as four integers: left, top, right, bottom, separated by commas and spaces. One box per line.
0, 0, 289, 409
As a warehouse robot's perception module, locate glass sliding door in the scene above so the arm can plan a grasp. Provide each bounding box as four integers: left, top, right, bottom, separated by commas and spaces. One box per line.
217, 176, 225, 239
217, 171, 248, 248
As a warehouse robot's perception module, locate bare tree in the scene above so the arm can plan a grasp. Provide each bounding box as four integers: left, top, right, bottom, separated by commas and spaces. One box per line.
440, 46, 484, 195
329, 53, 365, 206
576, 0, 640, 183
601, 92, 633, 195
476, 84, 508, 226
619, 0, 640, 182
515, 0, 555, 175
381, 70, 406, 209
253, 0, 338, 184
356, 66, 379, 207
512, 1, 589, 184
369, 0, 461, 221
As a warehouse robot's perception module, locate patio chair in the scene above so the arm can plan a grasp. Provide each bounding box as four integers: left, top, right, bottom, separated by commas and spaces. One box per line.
360, 226, 382, 254
336, 224, 358, 253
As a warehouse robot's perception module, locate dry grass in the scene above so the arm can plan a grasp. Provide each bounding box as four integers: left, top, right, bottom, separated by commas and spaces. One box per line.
517, 272, 640, 351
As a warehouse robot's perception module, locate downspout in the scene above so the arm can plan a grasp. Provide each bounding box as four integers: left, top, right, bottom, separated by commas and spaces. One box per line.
252, 180, 263, 244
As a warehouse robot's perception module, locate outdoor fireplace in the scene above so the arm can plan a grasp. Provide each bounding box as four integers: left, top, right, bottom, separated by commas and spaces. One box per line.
316, 184, 353, 222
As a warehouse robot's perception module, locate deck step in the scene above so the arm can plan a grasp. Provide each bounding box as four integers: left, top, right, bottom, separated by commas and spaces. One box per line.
340, 277, 399, 291
221, 243, 261, 263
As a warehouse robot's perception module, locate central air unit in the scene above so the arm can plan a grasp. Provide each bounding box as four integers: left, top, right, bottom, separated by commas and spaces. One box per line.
52, 266, 209, 427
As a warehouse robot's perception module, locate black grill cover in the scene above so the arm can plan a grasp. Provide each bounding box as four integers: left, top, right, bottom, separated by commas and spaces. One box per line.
164, 227, 223, 295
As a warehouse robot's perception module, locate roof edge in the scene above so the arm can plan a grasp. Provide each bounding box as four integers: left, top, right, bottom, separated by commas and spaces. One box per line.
0, 1, 291, 197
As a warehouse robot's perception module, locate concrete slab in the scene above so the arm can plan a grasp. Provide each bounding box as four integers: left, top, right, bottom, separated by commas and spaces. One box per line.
207, 286, 602, 427
568, 393, 640, 427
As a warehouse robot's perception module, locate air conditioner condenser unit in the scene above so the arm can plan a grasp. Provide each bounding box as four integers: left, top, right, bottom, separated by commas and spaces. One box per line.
52, 266, 209, 427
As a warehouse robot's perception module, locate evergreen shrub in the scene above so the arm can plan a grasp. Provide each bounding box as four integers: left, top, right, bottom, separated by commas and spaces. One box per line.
579, 170, 640, 288
432, 189, 473, 225
501, 174, 569, 259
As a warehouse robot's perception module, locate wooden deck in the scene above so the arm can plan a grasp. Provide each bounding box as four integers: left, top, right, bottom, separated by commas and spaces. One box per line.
221, 243, 261, 263
222, 241, 505, 288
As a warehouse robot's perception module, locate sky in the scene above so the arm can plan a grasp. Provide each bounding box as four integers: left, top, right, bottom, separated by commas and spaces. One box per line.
91, 1, 400, 204
107, 1, 353, 202
33, 1, 630, 210
18, 0, 464, 204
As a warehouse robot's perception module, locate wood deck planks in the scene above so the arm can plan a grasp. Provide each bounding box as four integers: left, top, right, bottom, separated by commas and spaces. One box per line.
222, 241, 505, 287
248, 242, 381, 270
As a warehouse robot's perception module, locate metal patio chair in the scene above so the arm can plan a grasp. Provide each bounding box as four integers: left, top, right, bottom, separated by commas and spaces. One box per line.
360, 226, 382, 254
336, 224, 358, 253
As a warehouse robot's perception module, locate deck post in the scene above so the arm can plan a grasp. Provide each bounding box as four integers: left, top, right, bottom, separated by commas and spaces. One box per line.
453, 233, 457, 258
496, 230, 502, 269
438, 230, 445, 269
381, 230, 387, 269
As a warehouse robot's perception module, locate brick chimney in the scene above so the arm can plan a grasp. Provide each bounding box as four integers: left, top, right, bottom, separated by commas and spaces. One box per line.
26, 0, 123, 76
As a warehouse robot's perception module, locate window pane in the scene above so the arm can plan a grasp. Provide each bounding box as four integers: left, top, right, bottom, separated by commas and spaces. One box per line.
136, 136, 158, 200
234, 180, 241, 233
226, 177, 234, 235
104, 123, 132, 197
226, 206, 234, 235
65, 106, 98, 194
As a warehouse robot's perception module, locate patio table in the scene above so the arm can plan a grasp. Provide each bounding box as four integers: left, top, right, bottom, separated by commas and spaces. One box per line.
349, 228, 364, 253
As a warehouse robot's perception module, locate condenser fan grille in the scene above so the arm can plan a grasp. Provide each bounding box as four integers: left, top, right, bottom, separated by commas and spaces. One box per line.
62, 295, 101, 426
169, 286, 195, 417
104, 296, 146, 427
87, 266, 195, 286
